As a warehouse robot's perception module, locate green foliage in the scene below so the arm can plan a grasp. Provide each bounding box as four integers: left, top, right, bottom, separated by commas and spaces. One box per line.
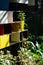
24, 23, 28, 29
0, 50, 17, 65
18, 47, 36, 65
17, 11, 26, 21
22, 40, 43, 65
39, 59, 43, 65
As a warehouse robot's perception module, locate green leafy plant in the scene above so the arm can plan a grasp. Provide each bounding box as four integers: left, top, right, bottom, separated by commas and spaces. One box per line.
23, 40, 43, 64
18, 47, 36, 65
0, 50, 17, 65
17, 11, 26, 21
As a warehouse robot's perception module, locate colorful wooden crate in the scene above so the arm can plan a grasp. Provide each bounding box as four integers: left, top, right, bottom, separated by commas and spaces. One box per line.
19, 21, 24, 31
0, 11, 8, 24
0, 24, 11, 35
0, 34, 10, 49
11, 21, 24, 32
11, 32, 20, 42
0, 24, 4, 35
11, 23, 20, 32
4, 24, 11, 34
8, 11, 13, 23
0, 0, 9, 10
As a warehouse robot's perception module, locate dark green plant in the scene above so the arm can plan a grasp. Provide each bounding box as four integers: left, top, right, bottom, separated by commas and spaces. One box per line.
24, 23, 28, 29
17, 11, 26, 21
39, 59, 43, 65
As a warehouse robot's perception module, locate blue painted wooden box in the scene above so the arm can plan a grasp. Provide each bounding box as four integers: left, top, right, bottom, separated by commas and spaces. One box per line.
0, 0, 9, 10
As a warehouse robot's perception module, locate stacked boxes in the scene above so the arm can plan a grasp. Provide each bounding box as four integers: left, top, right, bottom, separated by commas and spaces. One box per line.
11, 32, 20, 42
13, 12, 25, 31
19, 21, 24, 31
0, 24, 4, 35
0, 11, 8, 24
0, 0, 9, 10
11, 23, 21, 32
0, 24, 11, 35
0, 11, 10, 49
0, 34, 10, 49
8, 11, 13, 23
0, 11, 26, 49
11, 21, 24, 32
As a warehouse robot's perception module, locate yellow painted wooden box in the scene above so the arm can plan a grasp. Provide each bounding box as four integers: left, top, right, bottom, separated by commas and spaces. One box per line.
12, 21, 24, 32
19, 21, 24, 31
0, 34, 10, 49
11, 32, 20, 42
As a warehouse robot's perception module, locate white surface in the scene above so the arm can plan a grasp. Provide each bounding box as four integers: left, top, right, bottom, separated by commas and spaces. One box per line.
8, 11, 13, 23
0, 11, 6, 20
0, 11, 8, 24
